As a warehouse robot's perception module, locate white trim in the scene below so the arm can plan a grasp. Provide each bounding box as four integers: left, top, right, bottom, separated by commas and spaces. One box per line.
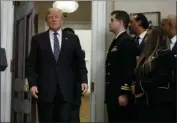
0, 1, 14, 122
91, 1, 107, 122
157, 83, 170, 89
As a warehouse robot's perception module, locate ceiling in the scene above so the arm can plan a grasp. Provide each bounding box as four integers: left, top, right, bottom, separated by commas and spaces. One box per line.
35, 1, 91, 23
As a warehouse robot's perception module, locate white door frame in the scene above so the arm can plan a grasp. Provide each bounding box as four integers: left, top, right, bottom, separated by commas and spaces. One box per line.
90, 1, 114, 122
0, 1, 14, 122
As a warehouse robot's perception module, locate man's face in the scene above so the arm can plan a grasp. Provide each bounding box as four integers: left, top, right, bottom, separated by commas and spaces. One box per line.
109, 14, 120, 33
46, 10, 63, 31
129, 15, 139, 34
161, 19, 171, 36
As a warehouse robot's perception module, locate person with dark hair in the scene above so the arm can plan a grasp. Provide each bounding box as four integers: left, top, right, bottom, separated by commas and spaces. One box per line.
132, 26, 175, 122
105, 10, 137, 122
129, 14, 150, 121
129, 13, 149, 55
63, 27, 75, 34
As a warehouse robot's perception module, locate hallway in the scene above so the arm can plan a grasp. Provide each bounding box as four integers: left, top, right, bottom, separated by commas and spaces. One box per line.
80, 96, 90, 122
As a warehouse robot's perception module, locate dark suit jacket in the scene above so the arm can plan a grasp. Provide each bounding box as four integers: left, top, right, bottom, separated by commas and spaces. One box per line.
26, 30, 88, 103
134, 32, 148, 56
76, 50, 86, 83
135, 49, 175, 105
105, 32, 137, 102
73, 50, 87, 105
172, 41, 177, 54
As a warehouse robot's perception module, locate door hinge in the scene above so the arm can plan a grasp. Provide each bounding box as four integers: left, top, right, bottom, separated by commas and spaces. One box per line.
91, 82, 94, 92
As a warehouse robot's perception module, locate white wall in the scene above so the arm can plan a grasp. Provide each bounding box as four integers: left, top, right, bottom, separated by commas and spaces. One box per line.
0, 1, 14, 122
75, 30, 92, 92
114, 0, 176, 18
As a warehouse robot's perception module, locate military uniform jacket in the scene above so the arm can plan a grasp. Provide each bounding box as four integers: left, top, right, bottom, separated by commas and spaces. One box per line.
105, 32, 137, 101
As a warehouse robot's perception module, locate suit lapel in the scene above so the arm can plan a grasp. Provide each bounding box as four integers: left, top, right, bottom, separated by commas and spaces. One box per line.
56, 30, 68, 63
172, 41, 177, 54
60, 30, 67, 52
139, 33, 147, 48
44, 30, 56, 62
109, 32, 126, 52
44, 30, 68, 63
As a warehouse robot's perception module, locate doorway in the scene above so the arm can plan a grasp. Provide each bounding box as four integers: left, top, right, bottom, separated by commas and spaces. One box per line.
38, 1, 92, 122
10, 1, 109, 123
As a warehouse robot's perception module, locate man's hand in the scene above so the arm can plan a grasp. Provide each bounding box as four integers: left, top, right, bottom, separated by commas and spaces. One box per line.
81, 83, 88, 95
118, 95, 128, 106
30, 86, 38, 99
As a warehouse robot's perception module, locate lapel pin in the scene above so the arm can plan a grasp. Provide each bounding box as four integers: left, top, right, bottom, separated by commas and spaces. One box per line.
65, 37, 68, 40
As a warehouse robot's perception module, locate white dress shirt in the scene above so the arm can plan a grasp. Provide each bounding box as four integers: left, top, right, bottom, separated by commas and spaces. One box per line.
138, 30, 148, 45
49, 29, 62, 53
170, 35, 177, 50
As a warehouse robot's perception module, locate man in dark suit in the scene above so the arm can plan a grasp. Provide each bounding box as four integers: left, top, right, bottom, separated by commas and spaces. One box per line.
162, 15, 176, 122
129, 13, 149, 56
27, 8, 88, 123
105, 10, 137, 122
129, 14, 150, 121
63, 27, 87, 122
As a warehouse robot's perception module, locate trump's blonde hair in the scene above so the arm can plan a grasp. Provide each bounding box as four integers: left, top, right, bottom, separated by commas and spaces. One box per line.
45, 7, 63, 20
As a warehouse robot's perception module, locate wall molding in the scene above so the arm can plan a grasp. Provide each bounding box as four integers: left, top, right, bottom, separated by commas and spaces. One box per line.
91, 1, 107, 122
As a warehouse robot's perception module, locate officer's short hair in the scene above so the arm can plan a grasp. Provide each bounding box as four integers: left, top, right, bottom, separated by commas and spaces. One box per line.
111, 10, 130, 29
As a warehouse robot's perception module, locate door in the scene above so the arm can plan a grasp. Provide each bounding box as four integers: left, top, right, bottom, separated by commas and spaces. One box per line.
11, 1, 35, 123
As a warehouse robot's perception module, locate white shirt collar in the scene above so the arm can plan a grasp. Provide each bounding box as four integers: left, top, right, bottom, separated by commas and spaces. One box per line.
49, 28, 62, 36
171, 35, 177, 44
115, 30, 126, 39
139, 30, 147, 39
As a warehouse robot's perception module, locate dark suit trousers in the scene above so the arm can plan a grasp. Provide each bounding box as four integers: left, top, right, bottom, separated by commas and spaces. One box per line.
37, 86, 78, 123
135, 103, 174, 122
71, 104, 80, 122
106, 97, 134, 122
